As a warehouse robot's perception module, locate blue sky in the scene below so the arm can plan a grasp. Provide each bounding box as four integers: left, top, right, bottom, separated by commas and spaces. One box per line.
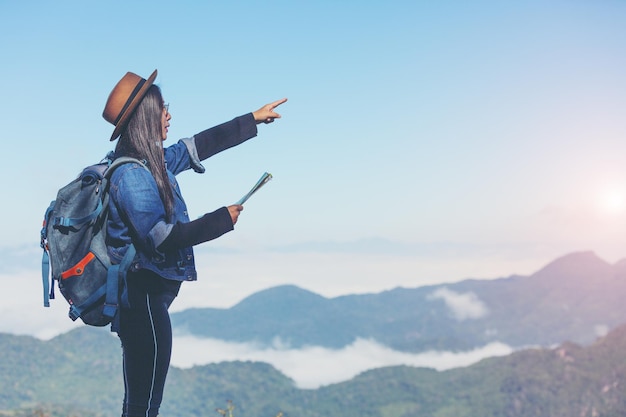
2, 0, 626, 336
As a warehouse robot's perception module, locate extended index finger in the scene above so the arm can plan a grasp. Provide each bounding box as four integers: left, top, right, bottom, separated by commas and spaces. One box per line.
269, 97, 288, 110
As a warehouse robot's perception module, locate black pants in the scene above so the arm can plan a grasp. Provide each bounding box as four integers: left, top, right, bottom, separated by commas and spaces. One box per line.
118, 270, 181, 417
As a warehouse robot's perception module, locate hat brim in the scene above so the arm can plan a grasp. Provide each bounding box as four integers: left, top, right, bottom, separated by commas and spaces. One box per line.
110, 69, 158, 141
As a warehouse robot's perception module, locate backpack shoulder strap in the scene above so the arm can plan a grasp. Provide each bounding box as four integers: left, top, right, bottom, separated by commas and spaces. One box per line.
102, 156, 148, 332
104, 157, 147, 179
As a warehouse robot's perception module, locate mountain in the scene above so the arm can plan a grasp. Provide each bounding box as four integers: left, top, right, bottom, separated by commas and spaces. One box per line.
171, 251, 626, 351
3, 323, 626, 416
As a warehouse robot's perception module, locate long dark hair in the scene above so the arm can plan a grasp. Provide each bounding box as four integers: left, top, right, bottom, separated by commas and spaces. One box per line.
115, 85, 175, 220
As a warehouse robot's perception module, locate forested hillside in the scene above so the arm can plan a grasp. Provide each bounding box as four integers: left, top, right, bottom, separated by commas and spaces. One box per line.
2, 323, 626, 417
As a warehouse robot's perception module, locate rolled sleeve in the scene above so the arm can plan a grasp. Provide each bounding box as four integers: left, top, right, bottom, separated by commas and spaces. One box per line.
180, 137, 205, 173
147, 220, 174, 260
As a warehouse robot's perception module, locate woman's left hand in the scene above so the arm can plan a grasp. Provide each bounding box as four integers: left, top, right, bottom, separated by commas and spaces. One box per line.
253, 98, 288, 124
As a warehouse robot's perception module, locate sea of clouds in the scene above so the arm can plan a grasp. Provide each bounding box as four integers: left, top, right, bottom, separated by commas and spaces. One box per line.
169, 335, 513, 389
2, 262, 516, 389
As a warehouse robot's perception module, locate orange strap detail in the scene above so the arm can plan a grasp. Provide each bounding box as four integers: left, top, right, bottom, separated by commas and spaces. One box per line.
61, 252, 95, 279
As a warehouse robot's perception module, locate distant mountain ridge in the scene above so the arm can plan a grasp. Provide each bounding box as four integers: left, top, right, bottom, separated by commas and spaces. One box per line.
171, 251, 626, 352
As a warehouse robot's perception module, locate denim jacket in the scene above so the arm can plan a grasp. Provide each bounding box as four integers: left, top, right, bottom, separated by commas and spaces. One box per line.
106, 114, 257, 282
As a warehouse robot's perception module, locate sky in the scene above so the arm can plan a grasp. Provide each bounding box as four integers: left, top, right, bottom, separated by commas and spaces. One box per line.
1, 0, 626, 387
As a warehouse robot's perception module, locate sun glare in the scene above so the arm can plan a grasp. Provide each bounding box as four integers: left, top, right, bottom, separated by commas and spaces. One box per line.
598, 186, 626, 215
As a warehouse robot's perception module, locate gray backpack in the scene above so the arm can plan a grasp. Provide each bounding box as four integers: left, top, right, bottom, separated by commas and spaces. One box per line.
40, 154, 143, 329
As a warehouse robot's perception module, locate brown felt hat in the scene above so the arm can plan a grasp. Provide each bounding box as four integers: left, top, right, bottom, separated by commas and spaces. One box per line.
103, 69, 158, 141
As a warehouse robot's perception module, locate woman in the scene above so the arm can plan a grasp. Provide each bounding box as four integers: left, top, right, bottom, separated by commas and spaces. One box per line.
101, 69, 286, 417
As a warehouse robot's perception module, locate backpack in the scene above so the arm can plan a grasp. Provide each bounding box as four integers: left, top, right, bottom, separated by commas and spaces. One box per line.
40, 154, 144, 329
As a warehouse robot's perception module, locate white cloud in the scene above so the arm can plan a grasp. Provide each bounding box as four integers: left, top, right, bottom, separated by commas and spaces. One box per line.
428, 287, 489, 320
170, 335, 513, 389
594, 324, 609, 338
0, 270, 83, 339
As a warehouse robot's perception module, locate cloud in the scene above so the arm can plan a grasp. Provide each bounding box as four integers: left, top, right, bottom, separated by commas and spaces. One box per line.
428, 287, 489, 320
594, 324, 609, 338
0, 270, 83, 339
170, 335, 513, 389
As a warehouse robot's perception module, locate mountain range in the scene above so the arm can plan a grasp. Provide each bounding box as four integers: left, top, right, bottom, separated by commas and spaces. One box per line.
2, 250, 626, 416
171, 251, 626, 351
